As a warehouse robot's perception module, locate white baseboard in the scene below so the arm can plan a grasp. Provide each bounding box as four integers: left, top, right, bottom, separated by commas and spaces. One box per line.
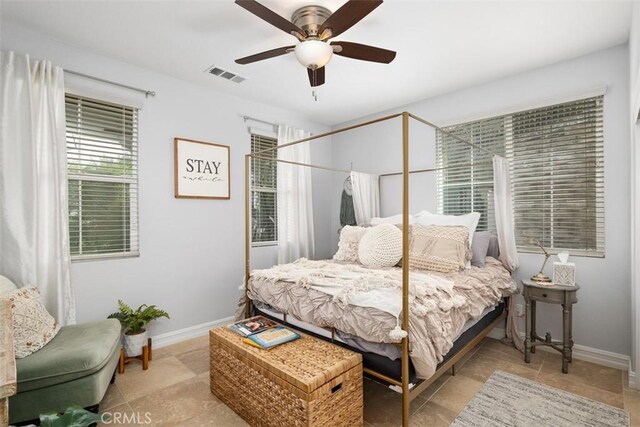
629, 370, 638, 389
151, 316, 234, 349
487, 326, 506, 340
558, 344, 630, 371
486, 327, 630, 371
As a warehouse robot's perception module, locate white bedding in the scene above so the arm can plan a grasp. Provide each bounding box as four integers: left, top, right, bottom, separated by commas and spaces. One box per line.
248, 257, 516, 379
250, 258, 459, 318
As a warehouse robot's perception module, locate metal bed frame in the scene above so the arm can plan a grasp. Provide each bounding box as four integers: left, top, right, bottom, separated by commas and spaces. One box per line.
243, 111, 504, 427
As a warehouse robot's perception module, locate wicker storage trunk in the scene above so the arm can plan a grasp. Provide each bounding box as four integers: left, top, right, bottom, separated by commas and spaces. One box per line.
210, 327, 363, 427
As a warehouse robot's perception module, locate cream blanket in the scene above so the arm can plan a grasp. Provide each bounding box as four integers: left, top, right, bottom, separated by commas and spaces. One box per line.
250, 258, 459, 318
248, 257, 516, 379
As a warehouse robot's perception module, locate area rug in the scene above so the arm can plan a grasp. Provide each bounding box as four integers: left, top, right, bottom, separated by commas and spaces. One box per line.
451, 370, 629, 427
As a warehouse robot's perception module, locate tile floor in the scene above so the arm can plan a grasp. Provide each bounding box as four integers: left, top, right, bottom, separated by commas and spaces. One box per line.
99, 336, 639, 426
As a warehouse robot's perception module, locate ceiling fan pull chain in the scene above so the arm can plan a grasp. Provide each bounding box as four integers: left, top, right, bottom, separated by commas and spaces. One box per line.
312, 68, 318, 101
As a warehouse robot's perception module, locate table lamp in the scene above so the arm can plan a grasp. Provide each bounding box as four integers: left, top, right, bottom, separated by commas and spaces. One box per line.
528, 238, 553, 284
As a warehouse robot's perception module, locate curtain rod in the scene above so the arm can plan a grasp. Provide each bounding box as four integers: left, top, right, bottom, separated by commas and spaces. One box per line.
64, 69, 156, 98
243, 115, 277, 127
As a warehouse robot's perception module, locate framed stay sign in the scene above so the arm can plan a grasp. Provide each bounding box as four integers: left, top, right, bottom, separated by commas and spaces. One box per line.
174, 138, 230, 199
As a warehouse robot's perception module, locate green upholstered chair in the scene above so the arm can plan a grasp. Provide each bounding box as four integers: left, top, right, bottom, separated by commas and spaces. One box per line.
9, 319, 122, 424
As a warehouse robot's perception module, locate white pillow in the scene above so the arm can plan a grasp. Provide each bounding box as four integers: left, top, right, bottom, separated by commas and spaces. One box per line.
358, 224, 403, 268
414, 211, 481, 246
333, 226, 368, 263
370, 214, 414, 226
0, 275, 17, 295
3, 287, 60, 358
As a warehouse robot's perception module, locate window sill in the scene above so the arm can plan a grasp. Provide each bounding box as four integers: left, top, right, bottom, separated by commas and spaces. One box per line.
518, 248, 604, 259
251, 242, 278, 248
71, 252, 140, 262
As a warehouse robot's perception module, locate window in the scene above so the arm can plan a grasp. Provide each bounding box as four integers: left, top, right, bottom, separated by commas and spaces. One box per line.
66, 94, 139, 259
436, 116, 506, 232
250, 134, 277, 245
437, 96, 604, 257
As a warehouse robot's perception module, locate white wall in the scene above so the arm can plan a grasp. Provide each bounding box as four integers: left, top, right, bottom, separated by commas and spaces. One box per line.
329, 118, 438, 250
331, 45, 631, 357
0, 21, 333, 336
629, 1, 640, 382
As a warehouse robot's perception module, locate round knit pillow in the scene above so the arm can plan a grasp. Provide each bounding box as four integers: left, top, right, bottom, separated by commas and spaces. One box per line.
358, 224, 403, 268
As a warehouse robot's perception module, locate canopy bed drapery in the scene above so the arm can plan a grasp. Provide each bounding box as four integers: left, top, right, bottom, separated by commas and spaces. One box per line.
350, 171, 380, 226
243, 111, 519, 427
493, 155, 524, 351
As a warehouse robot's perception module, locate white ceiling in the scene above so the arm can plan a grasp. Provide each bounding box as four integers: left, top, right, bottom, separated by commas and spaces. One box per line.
1, 0, 633, 125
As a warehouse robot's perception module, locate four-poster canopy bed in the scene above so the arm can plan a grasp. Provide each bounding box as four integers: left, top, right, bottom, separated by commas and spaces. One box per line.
243, 111, 519, 427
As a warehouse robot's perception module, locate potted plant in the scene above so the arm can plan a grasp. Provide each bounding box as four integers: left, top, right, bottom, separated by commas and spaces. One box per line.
108, 300, 169, 357
40, 406, 105, 427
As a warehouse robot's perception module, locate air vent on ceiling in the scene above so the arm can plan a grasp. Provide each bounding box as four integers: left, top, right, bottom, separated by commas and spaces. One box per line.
205, 65, 246, 84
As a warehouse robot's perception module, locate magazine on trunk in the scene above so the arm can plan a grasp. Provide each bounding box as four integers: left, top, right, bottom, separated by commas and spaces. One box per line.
244, 326, 301, 349
228, 316, 277, 337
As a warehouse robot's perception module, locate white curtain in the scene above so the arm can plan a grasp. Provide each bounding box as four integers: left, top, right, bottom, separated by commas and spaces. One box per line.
493, 155, 522, 351
493, 155, 519, 272
0, 51, 76, 325
277, 125, 315, 264
350, 171, 380, 226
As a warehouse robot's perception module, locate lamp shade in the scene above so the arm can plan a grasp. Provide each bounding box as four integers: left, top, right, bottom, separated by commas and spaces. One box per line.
294, 40, 333, 69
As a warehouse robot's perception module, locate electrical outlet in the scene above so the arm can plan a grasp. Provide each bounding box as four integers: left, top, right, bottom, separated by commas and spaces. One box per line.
516, 304, 524, 317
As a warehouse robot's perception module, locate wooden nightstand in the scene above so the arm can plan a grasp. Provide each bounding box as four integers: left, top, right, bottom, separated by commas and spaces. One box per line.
522, 279, 580, 374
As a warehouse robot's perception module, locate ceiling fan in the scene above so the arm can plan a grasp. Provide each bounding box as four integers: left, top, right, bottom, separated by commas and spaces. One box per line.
234, 0, 396, 88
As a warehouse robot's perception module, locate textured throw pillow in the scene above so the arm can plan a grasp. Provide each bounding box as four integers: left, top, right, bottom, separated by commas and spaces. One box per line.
333, 226, 368, 263
409, 225, 471, 273
358, 224, 403, 268
413, 210, 480, 246
370, 214, 414, 226
3, 287, 60, 358
471, 231, 493, 267
0, 275, 17, 295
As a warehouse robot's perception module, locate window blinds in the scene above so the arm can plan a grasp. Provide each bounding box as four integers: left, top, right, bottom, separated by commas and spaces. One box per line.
437, 95, 604, 256
436, 116, 506, 232
65, 93, 139, 258
509, 97, 604, 256
250, 134, 278, 244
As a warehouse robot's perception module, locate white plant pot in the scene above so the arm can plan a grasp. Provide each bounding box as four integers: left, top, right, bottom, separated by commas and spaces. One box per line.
123, 330, 148, 357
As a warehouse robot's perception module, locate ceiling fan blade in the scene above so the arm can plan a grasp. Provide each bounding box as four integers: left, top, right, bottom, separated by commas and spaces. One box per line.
331, 41, 396, 63
235, 45, 295, 65
319, 0, 383, 40
235, 0, 305, 39
307, 67, 325, 87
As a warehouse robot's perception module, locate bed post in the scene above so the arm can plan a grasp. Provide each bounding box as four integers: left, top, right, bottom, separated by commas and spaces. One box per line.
401, 111, 410, 427
245, 154, 251, 318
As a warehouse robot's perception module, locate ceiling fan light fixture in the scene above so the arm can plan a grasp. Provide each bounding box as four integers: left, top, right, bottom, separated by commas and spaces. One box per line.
294, 40, 333, 69
234, 0, 395, 88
